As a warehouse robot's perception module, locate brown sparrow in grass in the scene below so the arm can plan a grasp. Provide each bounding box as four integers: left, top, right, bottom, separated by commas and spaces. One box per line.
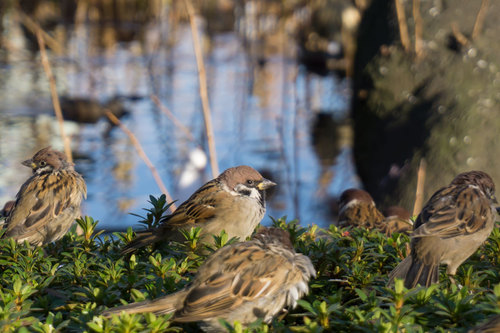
338, 188, 385, 229
121, 165, 276, 254
1, 147, 87, 246
104, 227, 315, 331
389, 171, 497, 288
338, 189, 411, 235
382, 206, 413, 235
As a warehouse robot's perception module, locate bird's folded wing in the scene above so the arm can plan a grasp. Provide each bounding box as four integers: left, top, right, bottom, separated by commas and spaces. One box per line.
174, 243, 293, 321
162, 180, 227, 227
4, 172, 85, 238
412, 185, 492, 239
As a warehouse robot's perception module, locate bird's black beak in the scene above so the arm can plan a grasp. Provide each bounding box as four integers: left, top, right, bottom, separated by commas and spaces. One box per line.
21, 159, 36, 169
257, 178, 277, 190
493, 195, 498, 204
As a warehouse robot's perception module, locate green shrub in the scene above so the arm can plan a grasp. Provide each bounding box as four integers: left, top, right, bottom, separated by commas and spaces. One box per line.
0, 195, 499, 332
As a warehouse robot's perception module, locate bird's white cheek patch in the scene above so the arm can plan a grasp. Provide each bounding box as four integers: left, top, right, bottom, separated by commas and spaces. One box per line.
233, 184, 261, 200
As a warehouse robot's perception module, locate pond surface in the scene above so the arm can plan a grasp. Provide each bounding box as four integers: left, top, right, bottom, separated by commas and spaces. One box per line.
0, 8, 360, 231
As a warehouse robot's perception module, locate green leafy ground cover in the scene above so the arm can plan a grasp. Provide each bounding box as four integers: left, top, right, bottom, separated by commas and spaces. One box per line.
0, 195, 499, 332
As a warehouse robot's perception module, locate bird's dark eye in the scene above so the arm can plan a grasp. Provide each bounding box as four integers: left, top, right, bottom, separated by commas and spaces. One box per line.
40, 161, 46, 166
247, 180, 254, 185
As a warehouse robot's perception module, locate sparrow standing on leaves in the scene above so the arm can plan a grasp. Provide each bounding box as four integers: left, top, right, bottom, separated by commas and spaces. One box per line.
338, 189, 385, 229
389, 170, 497, 288
1, 147, 87, 246
105, 227, 316, 332
122, 165, 276, 254
338, 189, 411, 235
382, 206, 413, 235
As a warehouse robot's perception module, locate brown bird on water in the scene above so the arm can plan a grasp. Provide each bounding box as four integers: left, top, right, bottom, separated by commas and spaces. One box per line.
104, 227, 316, 332
2, 147, 87, 246
388, 170, 497, 288
338, 188, 411, 235
121, 165, 276, 254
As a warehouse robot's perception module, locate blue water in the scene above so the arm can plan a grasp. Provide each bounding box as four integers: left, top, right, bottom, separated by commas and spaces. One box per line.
0, 19, 360, 231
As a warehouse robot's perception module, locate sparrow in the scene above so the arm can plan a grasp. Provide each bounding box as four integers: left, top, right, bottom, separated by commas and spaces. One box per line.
382, 206, 413, 235
1, 147, 87, 246
121, 165, 276, 254
104, 227, 316, 332
338, 188, 385, 229
388, 170, 497, 288
338, 188, 409, 235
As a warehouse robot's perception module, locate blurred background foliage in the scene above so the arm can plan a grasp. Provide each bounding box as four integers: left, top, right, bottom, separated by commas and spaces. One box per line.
0, 0, 360, 231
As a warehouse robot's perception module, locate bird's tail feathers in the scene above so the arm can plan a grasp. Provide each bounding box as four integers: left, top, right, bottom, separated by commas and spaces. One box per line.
102, 292, 184, 317
388, 255, 439, 288
388, 255, 413, 286
405, 257, 439, 288
121, 230, 160, 255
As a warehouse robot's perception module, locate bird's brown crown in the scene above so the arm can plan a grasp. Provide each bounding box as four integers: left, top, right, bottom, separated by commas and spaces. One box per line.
253, 227, 293, 250
218, 165, 264, 189
339, 188, 375, 208
451, 170, 496, 201
383, 206, 411, 221
24, 147, 73, 172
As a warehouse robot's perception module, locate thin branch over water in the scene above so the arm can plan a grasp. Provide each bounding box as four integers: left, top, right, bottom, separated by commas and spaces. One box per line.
36, 30, 72, 163
105, 111, 177, 213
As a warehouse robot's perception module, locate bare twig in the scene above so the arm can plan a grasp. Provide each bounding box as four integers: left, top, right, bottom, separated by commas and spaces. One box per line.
472, 0, 489, 40
75, 0, 88, 27
412, 158, 426, 216
36, 30, 73, 163
451, 22, 470, 46
412, 0, 423, 59
395, 0, 411, 53
105, 112, 177, 212
184, 0, 219, 178
150, 94, 198, 144
18, 11, 63, 55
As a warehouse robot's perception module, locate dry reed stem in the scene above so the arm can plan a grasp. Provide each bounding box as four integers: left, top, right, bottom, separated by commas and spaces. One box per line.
150, 95, 198, 143
75, 0, 89, 27
36, 30, 73, 164
395, 0, 411, 53
451, 22, 470, 46
18, 11, 63, 55
412, 158, 426, 216
184, 0, 219, 178
472, 0, 489, 40
412, 0, 423, 59
105, 111, 177, 213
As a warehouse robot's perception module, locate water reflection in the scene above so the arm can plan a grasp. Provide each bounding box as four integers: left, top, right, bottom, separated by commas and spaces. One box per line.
0, 2, 360, 230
